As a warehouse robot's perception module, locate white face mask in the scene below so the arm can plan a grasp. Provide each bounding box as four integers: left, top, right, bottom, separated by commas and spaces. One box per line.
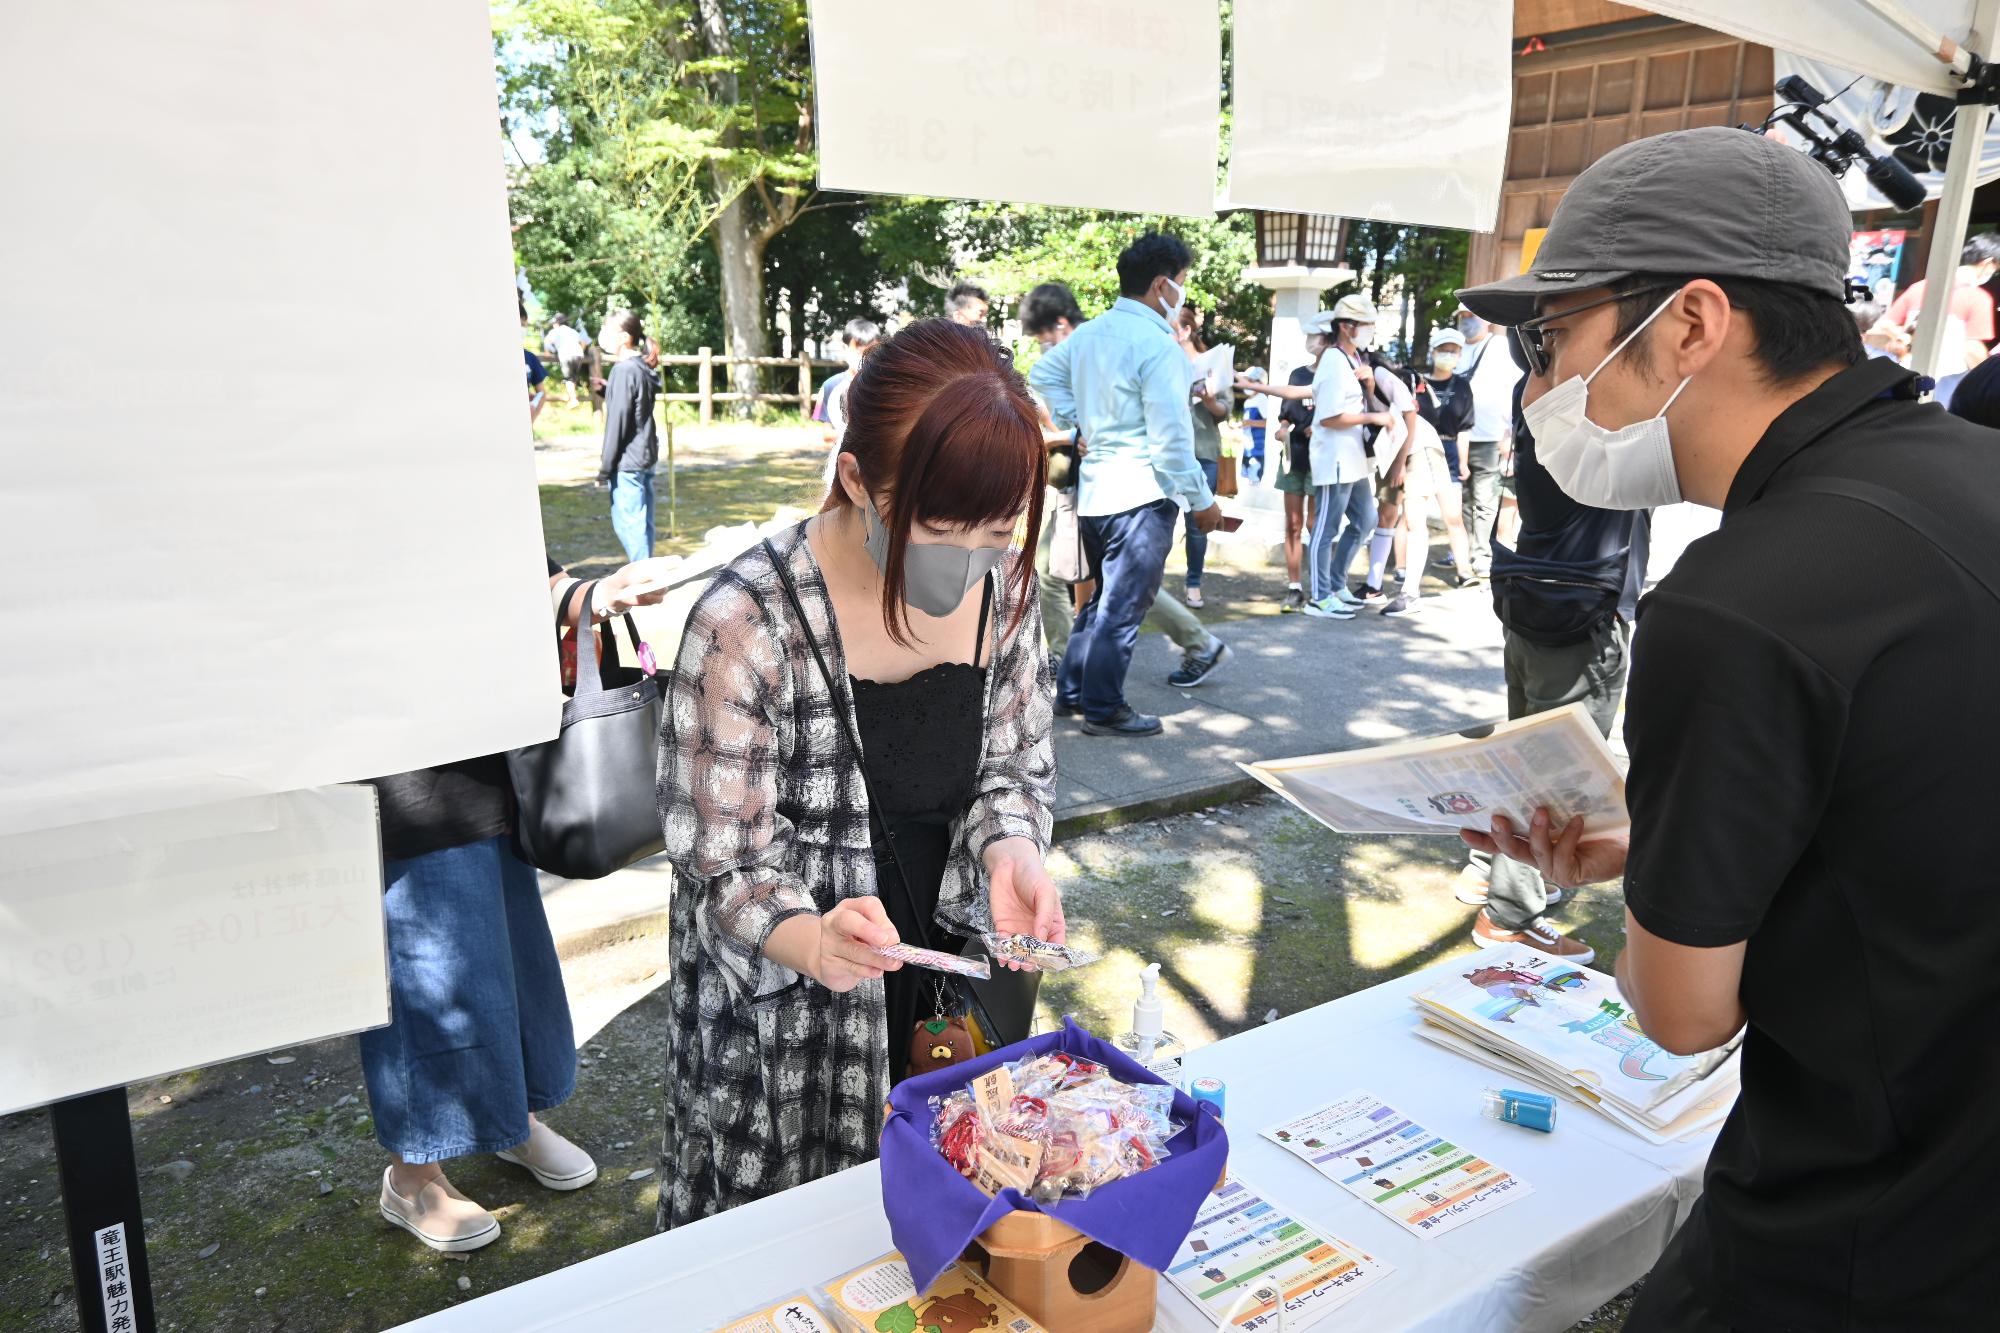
1521, 289, 1691, 511
1347, 323, 1376, 352
1157, 275, 1185, 322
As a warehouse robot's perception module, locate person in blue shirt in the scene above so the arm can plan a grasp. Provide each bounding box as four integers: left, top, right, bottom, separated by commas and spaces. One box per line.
1030, 233, 1224, 736
1241, 368, 1268, 483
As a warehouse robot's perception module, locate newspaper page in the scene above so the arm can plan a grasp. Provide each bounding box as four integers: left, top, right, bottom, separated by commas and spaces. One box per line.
1241, 703, 1628, 837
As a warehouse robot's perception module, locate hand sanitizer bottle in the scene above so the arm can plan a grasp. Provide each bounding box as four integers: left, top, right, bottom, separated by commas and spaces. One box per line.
1115, 962, 1184, 1080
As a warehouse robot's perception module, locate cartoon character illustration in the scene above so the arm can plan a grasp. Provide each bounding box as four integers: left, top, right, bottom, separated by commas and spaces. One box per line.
915, 1289, 999, 1333
1465, 964, 1586, 1023
1427, 790, 1485, 816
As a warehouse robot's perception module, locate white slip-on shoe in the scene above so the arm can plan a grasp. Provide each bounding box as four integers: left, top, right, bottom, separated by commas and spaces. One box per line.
496, 1119, 599, 1191
378, 1169, 500, 1253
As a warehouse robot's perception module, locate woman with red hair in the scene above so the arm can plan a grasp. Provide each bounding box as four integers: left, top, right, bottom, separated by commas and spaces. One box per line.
654, 320, 1062, 1227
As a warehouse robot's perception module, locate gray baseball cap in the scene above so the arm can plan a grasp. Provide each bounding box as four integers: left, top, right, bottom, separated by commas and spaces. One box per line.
1457, 126, 1853, 327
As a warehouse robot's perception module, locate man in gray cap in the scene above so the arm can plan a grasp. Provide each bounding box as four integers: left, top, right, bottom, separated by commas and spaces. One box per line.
1460, 125, 2000, 1328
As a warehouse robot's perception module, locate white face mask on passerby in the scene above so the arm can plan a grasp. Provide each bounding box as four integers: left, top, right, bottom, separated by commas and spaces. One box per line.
1156, 275, 1185, 322
1521, 289, 1691, 511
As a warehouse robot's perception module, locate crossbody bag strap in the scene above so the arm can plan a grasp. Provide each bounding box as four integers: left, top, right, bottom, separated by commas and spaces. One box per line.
1778, 477, 2000, 606
762, 538, 940, 953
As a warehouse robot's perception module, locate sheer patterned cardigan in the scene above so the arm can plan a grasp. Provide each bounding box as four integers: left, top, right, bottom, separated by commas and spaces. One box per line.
653, 521, 1053, 1229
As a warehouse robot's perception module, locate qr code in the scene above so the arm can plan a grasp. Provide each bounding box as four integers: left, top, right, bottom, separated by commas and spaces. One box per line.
1006, 1320, 1035, 1332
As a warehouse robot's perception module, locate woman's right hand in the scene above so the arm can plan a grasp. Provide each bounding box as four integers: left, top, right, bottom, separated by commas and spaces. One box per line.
812, 896, 902, 992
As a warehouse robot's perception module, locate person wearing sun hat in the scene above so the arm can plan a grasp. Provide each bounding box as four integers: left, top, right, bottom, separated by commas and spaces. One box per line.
1458, 124, 2000, 1330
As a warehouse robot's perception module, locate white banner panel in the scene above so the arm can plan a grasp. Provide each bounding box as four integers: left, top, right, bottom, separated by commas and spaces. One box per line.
1227, 0, 1513, 231
811, 0, 1220, 216
0, 787, 387, 1115
0, 2, 556, 837
1638, 1, 1986, 97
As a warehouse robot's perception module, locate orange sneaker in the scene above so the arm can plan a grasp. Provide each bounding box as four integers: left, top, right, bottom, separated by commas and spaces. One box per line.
1470, 909, 1595, 965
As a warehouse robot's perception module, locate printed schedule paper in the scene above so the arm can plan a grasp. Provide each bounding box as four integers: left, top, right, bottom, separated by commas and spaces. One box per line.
0, 786, 388, 1115
1262, 1092, 1531, 1238
1166, 1176, 1393, 1329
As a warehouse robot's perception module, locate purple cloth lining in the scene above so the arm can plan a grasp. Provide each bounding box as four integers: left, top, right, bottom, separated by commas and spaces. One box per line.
881, 1016, 1229, 1293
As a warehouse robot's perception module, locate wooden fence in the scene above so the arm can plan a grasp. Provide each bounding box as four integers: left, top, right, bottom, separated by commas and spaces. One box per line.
659, 348, 845, 425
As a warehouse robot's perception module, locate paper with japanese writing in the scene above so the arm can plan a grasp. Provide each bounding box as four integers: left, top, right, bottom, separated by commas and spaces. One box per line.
0, 2, 555, 838
707, 1292, 838, 1333
809, 0, 1219, 216
1242, 702, 1628, 838
0, 786, 386, 1114
1165, 1175, 1393, 1329
1261, 1093, 1531, 1239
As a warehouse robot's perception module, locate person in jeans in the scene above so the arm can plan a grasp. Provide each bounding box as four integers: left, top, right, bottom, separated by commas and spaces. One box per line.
1175, 303, 1232, 608
1025, 281, 1229, 689
1453, 307, 1523, 579
596, 310, 659, 563
1031, 233, 1223, 736
1303, 298, 1394, 619
368, 552, 678, 1252
1455, 372, 1647, 963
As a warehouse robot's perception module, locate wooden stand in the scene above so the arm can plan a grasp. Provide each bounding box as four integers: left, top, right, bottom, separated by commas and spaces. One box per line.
964, 1211, 1156, 1333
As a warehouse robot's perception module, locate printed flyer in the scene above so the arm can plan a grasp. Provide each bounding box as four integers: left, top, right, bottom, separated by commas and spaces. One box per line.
709, 1293, 839, 1333
820, 1253, 1045, 1333
1262, 1092, 1530, 1238
1165, 1175, 1394, 1329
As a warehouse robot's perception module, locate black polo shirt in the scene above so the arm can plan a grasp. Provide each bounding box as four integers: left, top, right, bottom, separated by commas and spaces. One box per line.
1623, 356, 2000, 1329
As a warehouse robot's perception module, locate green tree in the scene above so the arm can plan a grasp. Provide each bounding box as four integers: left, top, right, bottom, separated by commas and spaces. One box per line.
1330, 222, 1469, 362
497, 0, 723, 364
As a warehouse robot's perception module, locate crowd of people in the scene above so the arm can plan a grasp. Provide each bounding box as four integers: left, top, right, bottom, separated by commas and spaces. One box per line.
357, 122, 1995, 1330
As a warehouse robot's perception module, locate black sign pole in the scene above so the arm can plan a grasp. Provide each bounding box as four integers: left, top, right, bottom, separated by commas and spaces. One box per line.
51, 1087, 156, 1333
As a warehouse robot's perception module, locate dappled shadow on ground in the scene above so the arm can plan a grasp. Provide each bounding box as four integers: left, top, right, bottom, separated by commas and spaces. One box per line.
540, 452, 828, 580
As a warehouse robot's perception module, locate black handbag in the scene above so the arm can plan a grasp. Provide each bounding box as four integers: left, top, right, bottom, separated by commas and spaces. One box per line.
762, 539, 1040, 1053
506, 581, 666, 880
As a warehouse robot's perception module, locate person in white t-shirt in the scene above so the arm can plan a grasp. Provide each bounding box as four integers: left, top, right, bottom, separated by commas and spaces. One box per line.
1358, 359, 1418, 608
543, 315, 592, 406
1301, 296, 1395, 619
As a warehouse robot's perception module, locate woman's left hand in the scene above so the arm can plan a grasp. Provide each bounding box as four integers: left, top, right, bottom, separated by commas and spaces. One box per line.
983, 837, 1065, 966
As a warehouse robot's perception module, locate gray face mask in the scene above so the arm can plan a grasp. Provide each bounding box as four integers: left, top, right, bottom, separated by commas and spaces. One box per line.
862, 502, 1008, 618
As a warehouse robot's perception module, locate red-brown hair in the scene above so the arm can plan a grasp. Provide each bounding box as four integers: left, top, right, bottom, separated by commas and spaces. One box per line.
827, 319, 1047, 645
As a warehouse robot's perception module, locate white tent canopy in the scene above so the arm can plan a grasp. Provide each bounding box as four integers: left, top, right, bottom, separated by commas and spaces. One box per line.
1639, 0, 2000, 379
1642, 0, 1986, 95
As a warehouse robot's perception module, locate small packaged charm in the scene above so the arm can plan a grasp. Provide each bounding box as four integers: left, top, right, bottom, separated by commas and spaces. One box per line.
982, 932, 1101, 972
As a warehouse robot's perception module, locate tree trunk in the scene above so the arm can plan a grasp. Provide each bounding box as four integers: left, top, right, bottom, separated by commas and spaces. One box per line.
694, 0, 766, 415
712, 188, 766, 412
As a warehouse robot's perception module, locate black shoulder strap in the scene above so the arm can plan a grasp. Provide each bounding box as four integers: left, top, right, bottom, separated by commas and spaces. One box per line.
1779, 477, 2000, 605
973, 575, 994, 669
761, 537, 937, 952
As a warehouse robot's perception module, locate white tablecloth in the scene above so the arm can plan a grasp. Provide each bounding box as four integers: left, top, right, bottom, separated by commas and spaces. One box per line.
391, 959, 1715, 1333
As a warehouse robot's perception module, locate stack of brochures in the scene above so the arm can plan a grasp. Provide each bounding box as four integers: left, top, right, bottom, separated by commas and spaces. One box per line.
1410, 945, 1740, 1144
